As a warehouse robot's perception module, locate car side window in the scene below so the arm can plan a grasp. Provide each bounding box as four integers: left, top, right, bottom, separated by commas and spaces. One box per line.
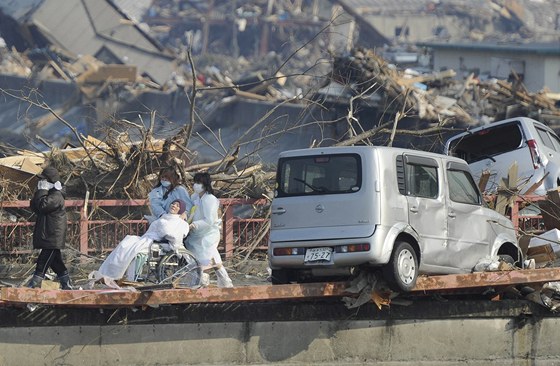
447, 169, 481, 205
548, 131, 560, 152
405, 160, 438, 199
536, 127, 555, 150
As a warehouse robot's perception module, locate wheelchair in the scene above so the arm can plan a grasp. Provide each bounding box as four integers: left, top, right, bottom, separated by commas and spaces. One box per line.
132, 241, 202, 288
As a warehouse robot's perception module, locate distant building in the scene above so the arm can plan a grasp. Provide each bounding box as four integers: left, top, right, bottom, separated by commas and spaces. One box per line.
329, 0, 560, 49
330, 0, 482, 48
418, 41, 560, 93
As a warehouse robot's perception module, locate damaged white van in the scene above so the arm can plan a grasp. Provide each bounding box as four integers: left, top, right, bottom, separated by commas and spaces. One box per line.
268, 146, 520, 292
445, 117, 560, 195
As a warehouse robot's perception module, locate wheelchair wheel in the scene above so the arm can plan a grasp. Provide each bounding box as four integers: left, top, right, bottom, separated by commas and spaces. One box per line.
133, 253, 159, 283
157, 250, 202, 288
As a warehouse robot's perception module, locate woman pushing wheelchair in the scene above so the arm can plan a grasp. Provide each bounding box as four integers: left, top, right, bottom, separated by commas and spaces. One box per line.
90, 199, 190, 283
186, 172, 233, 288
91, 171, 233, 289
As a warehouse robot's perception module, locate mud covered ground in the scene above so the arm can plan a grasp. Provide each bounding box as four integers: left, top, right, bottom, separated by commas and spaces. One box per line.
0, 254, 271, 289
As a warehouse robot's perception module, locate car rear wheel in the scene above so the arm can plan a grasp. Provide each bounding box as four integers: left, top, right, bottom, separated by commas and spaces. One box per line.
498, 254, 515, 265
383, 241, 418, 292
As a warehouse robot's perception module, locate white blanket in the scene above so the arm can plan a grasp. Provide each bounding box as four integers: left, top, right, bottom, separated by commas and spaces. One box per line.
94, 214, 189, 280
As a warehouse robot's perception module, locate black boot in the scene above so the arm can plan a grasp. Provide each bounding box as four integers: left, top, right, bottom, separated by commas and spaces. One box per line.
58, 272, 73, 290
26, 274, 44, 289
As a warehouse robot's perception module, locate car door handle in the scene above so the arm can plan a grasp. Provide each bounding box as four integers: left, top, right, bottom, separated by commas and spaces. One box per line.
272, 208, 286, 215
448, 212, 456, 218
409, 206, 418, 213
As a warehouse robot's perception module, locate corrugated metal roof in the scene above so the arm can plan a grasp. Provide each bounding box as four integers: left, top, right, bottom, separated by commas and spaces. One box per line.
27, 0, 174, 84
112, 0, 152, 22
335, 0, 428, 14
0, 0, 43, 22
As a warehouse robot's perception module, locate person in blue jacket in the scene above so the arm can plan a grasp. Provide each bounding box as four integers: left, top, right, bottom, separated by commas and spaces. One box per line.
145, 167, 193, 225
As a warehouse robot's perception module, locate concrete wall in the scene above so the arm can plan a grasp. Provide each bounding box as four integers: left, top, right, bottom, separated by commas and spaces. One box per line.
366, 15, 476, 43
1, 305, 560, 365
544, 58, 560, 94
432, 49, 560, 93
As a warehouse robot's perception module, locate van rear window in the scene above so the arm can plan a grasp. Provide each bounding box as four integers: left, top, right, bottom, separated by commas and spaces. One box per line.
276, 154, 361, 197
448, 123, 523, 163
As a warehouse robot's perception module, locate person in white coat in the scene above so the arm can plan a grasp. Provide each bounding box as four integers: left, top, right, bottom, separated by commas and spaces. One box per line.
92, 199, 190, 281
186, 172, 233, 288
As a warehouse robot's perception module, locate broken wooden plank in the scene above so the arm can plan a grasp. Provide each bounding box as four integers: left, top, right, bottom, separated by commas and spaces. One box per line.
495, 162, 519, 215
234, 89, 271, 101
48, 60, 71, 81
400, 69, 457, 86
524, 172, 549, 196
527, 244, 557, 265
494, 181, 510, 215
478, 170, 490, 192
77, 64, 137, 84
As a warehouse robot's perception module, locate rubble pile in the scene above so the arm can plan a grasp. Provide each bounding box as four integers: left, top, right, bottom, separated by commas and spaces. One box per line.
0, 133, 274, 203
332, 48, 560, 132
1, 44, 559, 202
0, 47, 31, 77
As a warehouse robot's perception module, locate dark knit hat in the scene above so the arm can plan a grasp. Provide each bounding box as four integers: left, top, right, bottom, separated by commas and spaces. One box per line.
171, 199, 187, 215
37, 166, 60, 183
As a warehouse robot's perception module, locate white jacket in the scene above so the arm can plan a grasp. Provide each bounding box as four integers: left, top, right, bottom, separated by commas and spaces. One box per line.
186, 193, 222, 267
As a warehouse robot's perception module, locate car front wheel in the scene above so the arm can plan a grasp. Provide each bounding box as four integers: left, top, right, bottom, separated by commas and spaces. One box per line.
383, 241, 418, 292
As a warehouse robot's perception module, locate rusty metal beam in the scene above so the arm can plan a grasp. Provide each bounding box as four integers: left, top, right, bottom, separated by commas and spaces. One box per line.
3, 268, 560, 308
412, 268, 560, 293
0, 282, 349, 307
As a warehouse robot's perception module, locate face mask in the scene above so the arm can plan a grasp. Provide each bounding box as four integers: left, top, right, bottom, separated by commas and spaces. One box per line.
160, 179, 171, 188
38, 179, 54, 191
193, 183, 204, 194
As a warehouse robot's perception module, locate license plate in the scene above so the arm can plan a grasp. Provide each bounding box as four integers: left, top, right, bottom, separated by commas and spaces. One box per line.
304, 247, 332, 263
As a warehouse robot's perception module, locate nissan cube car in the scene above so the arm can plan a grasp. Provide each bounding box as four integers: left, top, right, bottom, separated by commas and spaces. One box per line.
445, 117, 560, 195
268, 146, 520, 292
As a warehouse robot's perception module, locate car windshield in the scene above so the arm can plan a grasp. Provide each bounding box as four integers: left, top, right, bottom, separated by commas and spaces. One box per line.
276, 153, 361, 197
448, 123, 523, 163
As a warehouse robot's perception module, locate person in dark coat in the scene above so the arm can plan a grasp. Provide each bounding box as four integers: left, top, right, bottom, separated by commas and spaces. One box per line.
27, 166, 73, 290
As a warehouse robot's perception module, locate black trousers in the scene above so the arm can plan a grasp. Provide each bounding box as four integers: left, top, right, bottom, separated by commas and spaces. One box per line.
34, 249, 67, 277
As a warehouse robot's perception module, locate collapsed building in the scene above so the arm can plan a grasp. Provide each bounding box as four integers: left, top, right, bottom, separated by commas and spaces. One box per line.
0, 0, 558, 198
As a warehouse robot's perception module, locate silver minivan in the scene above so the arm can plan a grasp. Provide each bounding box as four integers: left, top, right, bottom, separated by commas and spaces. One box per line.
445, 117, 560, 195
268, 146, 520, 292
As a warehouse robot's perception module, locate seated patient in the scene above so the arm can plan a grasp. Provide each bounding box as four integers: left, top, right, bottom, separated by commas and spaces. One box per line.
92, 199, 189, 281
